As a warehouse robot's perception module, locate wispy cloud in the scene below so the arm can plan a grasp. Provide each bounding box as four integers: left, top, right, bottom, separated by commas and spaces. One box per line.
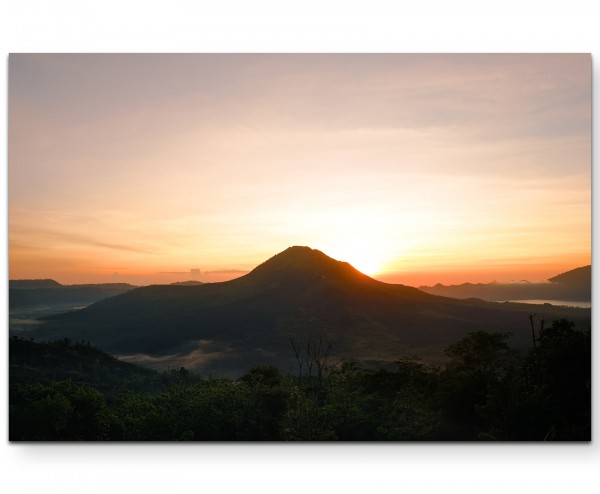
116, 340, 232, 370
10, 226, 153, 254
8, 54, 590, 284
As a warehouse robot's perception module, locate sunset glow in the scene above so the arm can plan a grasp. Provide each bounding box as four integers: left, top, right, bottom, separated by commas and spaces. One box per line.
8, 54, 591, 286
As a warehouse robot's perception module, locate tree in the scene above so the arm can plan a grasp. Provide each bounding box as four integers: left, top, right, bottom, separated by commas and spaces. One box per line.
445, 331, 514, 383
527, 319, 591, 440
440, 331, 518, 438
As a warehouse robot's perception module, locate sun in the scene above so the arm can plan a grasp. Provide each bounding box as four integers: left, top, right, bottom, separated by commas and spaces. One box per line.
328, 243, 390, 277
350, 256, 382, 277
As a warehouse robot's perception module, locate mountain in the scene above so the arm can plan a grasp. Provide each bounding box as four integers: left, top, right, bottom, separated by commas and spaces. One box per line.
419, 265, 591, 302
32, 247, 591, 375
9, 337, 158, 394
9, 281, 137, 309
9, 279, 63, 289
548, 265, 591, 286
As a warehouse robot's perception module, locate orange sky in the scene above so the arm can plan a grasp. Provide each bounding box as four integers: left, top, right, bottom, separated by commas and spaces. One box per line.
8, 54, 591, 287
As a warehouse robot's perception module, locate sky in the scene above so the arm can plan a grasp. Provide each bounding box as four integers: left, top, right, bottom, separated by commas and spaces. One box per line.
8, 54, 591, 286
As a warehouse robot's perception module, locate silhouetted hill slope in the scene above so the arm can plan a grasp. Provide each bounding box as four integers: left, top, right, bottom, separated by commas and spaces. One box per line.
548, 265, 591, 285
34, 247, 590, 375
72, 283, 137, 290
9, 281, 137, 309
9, 337, 159, 394
171, 281, 204, 286
10, 279, 62, 289
420, 265, 591, 302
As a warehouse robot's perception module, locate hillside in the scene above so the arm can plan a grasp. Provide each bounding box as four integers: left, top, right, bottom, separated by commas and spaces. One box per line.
10, 327, 591, 441
32, 247, 591, 375
548, 265, 591, 286
9, 279, 62, 289
9, 281, 137, 309
9, 337, 160, 395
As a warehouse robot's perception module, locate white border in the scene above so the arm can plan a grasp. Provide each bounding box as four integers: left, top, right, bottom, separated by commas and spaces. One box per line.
1, 2, 599, 494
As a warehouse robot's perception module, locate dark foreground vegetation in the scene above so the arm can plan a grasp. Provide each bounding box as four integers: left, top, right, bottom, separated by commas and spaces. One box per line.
9, 319, 590, 441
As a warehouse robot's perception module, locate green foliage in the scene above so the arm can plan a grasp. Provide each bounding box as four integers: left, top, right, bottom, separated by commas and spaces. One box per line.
445, 331, 514, 379
10, 381, 111, 440
437, 331, 520, 438
518, 319, 591, 440
442, 321, 591, 440
9, 320, 591, 441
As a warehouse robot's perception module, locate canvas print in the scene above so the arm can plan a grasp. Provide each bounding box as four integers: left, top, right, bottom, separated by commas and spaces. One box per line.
8, 54, 591, 441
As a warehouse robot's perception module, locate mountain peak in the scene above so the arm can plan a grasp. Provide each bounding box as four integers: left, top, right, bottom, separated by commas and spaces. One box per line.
245, 246, 371, 285
253, 246, 337, 270
277, 245, 328, 261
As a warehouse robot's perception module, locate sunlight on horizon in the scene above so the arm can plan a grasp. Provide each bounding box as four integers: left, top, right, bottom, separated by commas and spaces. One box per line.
8, 54, 591, 286
325, 242, 398, 277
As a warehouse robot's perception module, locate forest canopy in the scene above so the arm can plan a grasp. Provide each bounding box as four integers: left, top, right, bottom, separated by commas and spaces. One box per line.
9, 318, 590, 441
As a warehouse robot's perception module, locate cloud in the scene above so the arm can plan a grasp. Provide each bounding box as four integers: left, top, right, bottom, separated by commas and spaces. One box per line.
85, 239, 152, 254
8, 54, 590, 284
115, 340, 232, 370
11, 226, 153, 254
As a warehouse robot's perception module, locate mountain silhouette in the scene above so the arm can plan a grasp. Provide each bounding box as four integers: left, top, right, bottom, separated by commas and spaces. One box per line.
548, 265, 591, 286
246, 246, 382, 285
9, 280, 137, 309
9, 279, 63, 289
420, 265, 591, 302
35, 246, 591, 375
233, 246, 432, 304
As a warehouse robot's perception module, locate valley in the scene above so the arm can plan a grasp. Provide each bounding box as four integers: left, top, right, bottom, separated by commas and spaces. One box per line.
17, 246, 591, 376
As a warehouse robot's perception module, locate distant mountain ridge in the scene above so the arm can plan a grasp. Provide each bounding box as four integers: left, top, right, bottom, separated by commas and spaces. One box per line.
9, 279, 63, 289
419, 265, 591, 302
9, 280, 137, 309
30, 246, 591, 375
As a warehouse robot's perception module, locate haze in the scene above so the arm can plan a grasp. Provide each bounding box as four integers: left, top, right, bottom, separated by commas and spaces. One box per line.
8, 54, 591, 286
